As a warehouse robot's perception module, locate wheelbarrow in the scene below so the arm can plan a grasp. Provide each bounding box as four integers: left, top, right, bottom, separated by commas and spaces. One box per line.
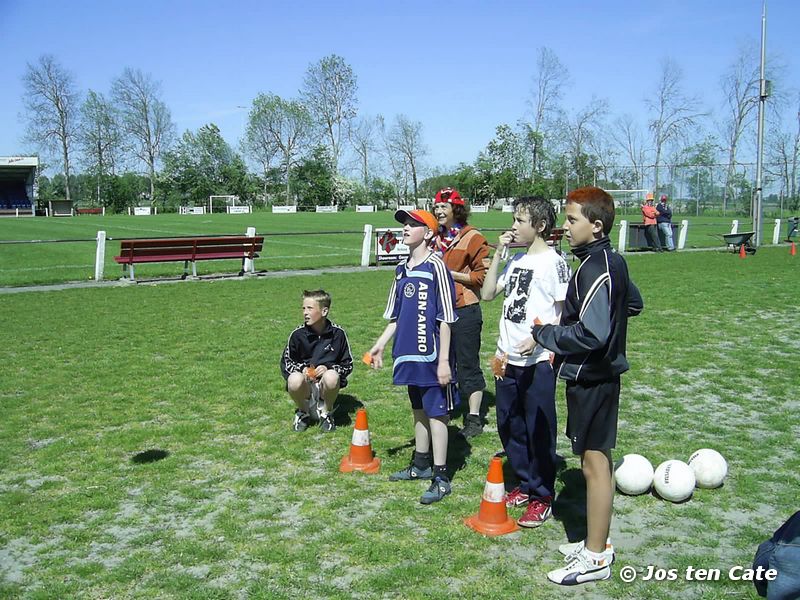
722, 231, 757, 255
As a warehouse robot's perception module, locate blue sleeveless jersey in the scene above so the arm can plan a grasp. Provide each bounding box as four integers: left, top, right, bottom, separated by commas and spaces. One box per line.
383, 253, 457, 386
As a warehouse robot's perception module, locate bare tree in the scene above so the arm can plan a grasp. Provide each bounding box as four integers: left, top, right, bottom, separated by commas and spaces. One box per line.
111, 68, 175, 202
611, 114, 648, 188
378, 115, 409, 204
719, 44, 760, 213
388, 115, 427, 201
80, 90, 121, 205
563, 97, 608, 186
586, 130, 618, 187
766, 95, 800, 211
348, 115, 379, 192
245, 93, 312, 204
526, 47, 570, 177
301, 54, 358, 174
22, 55, 80, 202
647, 59, 704, 193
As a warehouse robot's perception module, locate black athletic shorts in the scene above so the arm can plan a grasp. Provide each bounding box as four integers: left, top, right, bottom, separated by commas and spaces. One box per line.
565, 377, 620, 455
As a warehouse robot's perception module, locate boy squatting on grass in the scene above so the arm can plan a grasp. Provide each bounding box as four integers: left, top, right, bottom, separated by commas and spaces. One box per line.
368, 209, 459, 505
480, 196, 571, 528
531, 186, 643, 586
280, 289, 354, 433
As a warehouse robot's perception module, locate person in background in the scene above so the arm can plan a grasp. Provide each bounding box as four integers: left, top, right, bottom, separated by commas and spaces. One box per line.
641, 193, 662, 252
656, 194, 675, 251
431, 187, 489, 439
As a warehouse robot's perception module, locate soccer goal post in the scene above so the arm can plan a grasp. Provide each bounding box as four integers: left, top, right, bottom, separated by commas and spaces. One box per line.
208, 195, 241, 214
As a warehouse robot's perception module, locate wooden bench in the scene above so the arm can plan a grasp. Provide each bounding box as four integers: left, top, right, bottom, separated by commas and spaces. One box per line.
114, 235, 264, 281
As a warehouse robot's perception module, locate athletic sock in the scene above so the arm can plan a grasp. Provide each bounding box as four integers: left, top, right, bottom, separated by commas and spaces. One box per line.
433, 464, 449, 481
413, 451, 432, 470
583, 548, 608, 567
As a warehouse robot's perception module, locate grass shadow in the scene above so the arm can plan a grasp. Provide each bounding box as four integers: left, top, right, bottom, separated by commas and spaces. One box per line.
131, 449, 170, 464
333, 394, 363, 427
552, 467, 587, 543
447, 425, 472, 480
386, 438, 415, 457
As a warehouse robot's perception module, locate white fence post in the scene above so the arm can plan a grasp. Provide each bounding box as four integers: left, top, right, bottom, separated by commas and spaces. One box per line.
618, 220, 628, 253
730, 220, 739, 234
361, 224, 373, 267
678, 220, 689, 250
772, 219, 781, 245
244, 226, 256, 273
94, 230, 106, 281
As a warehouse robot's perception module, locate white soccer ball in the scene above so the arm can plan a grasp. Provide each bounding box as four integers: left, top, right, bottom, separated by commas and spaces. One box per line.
688, 449, 728, 489
653, 460, 696, 503
614, 454, 654, 495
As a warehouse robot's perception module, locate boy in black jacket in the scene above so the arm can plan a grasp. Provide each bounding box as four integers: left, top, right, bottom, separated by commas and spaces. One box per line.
280, 289, 353, 433
531, 187, 643, 586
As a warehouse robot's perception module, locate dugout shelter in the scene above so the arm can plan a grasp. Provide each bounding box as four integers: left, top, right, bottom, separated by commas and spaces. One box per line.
0, 156, 38, 216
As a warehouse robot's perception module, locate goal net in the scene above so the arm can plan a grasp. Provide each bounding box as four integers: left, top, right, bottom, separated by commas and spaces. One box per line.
208, 195, 247, 214
607, 189, 648, 217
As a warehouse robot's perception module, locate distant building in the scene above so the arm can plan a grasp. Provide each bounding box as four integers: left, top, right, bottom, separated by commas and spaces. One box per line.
0, 156, 38, 216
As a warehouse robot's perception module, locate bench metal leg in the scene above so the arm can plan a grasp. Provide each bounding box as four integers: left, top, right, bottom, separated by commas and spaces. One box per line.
192, 261, 197, 278
129, 264, 135, 281
182, 260, 189, 280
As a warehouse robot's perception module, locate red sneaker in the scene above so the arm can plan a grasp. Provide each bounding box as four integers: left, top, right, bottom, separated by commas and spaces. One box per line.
505, 487, 530, 508
518, 495, 552, 527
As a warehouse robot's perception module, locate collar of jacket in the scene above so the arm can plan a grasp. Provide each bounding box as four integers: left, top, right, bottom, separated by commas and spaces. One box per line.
572, 236, 611, 261
304, 319, 333, 337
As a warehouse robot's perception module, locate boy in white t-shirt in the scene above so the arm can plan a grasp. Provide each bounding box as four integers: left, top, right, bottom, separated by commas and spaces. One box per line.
481, 196, 571, 528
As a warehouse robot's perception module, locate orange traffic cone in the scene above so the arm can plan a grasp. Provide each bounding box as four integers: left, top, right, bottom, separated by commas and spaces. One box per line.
339, 408, 381, 474
791, 242, 796, 256
739, 244, 746, 259
464, 457, 520, 536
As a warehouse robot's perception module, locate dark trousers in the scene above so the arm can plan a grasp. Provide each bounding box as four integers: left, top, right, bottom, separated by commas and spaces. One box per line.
451, 303, 486, 397
644, 224, 662, 251
495, 361, 557, 498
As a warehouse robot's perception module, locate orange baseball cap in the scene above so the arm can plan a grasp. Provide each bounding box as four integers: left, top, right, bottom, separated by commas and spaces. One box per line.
394, 209, 438, 231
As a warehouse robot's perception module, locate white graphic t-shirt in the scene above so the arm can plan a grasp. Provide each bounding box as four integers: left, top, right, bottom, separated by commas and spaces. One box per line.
496, 249, 571, 366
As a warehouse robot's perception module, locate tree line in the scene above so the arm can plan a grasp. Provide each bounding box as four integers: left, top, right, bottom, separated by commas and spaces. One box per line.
20, 46, 800, 214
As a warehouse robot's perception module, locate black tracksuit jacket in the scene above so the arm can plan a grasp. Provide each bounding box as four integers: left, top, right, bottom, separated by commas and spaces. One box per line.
532, 237, 643, 382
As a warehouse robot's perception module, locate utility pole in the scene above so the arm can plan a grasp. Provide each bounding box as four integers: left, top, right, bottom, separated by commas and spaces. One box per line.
754, 1, 769, 246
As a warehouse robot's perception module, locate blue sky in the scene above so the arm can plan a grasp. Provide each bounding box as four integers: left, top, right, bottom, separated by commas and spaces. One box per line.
1, 0, 798, 171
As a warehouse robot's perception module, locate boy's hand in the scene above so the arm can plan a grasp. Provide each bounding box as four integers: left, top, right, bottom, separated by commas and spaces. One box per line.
515, 336, 537, 357
368, 345, 384, 369
437, 361, 452, 386
498, 231, 515, 250
313, 365, 328, 379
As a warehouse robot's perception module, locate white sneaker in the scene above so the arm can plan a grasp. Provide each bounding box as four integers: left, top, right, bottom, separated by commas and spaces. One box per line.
558, 538, 615, 563
547, 549, 611, 586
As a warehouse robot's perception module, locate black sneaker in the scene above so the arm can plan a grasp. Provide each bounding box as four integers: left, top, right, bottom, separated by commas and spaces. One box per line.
460, 414, 483, 439
420, 476, 451, 504
293, 409, 311, 432
320, 413, 336, 433
388, 464, 433, 481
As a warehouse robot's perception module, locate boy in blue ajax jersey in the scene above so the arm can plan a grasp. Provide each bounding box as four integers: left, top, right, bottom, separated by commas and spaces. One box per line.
368, 209, 459, 505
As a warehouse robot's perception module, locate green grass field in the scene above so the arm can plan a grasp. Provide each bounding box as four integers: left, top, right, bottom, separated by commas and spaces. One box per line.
0, 210, 763, 287
1, 244, 797, 598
